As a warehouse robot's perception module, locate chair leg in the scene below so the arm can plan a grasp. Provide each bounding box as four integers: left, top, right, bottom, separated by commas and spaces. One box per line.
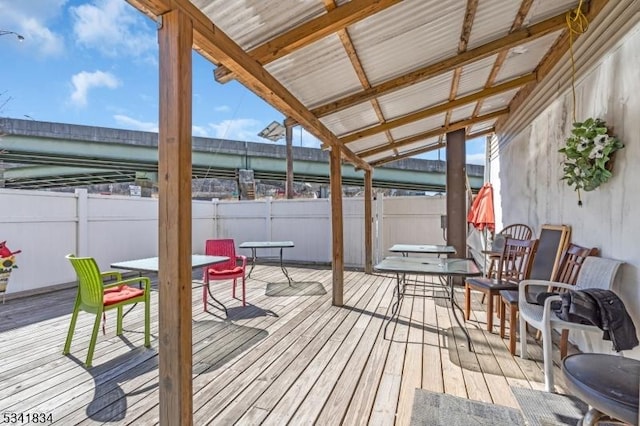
509, 304, 517, 356
519, 311, 528, 359
542, 322, 555, 392
63, 303, 80, 355
116, 306, 123, 336
86, 311, 102, 367
464, 284, 471, 320
486, 293, 494, 331
144, 294, 150, 348
560, 329, 569, 359
63, 293, 82, 355
241, 275, 246, 306
232, 278, 237, 299
499, 299, 506, 338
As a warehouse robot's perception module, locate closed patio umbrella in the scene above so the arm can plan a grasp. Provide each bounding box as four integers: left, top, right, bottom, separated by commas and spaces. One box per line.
467, 182, 495, 232
467, 183, 495, 273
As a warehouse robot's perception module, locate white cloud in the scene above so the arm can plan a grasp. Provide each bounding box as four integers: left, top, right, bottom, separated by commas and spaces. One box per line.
192, 125, 210, 137
466, 153, 486, 165
208, 118, 263, 141
70, 70, 120, 107
214, 105, 231, 113
70, 0, 156, 58
0, 0, 66, 57
113, 115, 158, 132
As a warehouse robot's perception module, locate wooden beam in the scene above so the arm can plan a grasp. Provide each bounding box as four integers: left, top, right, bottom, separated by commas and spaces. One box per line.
443, 0, 479, 157
496, 0, 610, 130
214, 0, 401, 83
126, 0, 371, 172
472, 0, 534, 117
338, 73, 533, 145
330, 146, 344, 306
285, 10, 568, 124
322, 0, 396, 150
359, 109, 507, 159
370, 127, 494, 167
157, 8, 193, 426
364, 169, 373, 274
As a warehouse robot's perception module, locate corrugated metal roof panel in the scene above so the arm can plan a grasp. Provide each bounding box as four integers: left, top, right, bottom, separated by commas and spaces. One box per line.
449, 104, 476, 122
194, 0, 327, 50
457, 54, 499, 95
348, 0, 467, 85
320, 103, 379, 137
266, 34, 363, 107
376, 72, 453, 120
468, 0, 523, 49
398, 136, 440, 155
348, 133, 390, 154
479, 88, 519, 114
496, 31, 562, 82
390, 113, 446, 140
469, 121, 496, 134
366, 151, 394, 163
527, 0, 578, 24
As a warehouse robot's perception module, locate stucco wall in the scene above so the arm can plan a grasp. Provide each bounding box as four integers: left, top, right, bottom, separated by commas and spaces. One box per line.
492, 21, 640, 357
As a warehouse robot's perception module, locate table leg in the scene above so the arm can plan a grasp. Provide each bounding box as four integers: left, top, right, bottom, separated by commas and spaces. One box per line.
246, 248, 257, 279
384, 272, 404, 340
279, 247, 292, 285
205, 276, 228, 317
448, 276, 473, 350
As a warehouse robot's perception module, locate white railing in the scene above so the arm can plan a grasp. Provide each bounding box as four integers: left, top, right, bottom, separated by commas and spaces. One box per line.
0, 188, 446, 295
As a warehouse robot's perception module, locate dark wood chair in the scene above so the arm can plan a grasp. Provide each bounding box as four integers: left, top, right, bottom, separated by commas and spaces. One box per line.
465, 237, 538, 332
499, 243, 597, 355
485, 224, 533, 278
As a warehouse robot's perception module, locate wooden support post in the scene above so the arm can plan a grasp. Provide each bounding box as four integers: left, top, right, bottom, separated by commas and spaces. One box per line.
330, 146, 344, 306
364, 169, 373, 274
158, 9, 193, 426
285, 124, 294, 199
446, 128, 467, 260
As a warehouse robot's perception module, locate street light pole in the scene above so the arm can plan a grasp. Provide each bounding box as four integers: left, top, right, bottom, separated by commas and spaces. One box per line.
0, 30, 25, 41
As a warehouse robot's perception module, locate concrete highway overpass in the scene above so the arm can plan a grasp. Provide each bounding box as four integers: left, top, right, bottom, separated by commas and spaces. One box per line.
0, 118, 484, 192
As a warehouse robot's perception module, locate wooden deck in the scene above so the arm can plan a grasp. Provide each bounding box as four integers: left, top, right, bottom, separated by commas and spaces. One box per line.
0, 265, 574, 425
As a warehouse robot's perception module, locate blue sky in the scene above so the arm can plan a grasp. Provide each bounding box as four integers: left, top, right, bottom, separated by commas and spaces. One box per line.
0, 0, 485, 164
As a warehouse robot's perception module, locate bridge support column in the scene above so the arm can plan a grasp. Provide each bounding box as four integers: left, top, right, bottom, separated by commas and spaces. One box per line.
0, 161, 4, 188
135, 171, 157, 197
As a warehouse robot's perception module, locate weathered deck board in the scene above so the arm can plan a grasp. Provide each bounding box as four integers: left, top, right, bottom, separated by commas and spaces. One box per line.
0, 266, 574, 425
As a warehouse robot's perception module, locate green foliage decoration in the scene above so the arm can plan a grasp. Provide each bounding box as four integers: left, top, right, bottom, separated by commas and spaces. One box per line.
559, 118, 624, 197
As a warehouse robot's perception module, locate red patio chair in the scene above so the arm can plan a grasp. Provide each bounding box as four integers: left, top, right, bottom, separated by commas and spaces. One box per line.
203, 239, 247, 311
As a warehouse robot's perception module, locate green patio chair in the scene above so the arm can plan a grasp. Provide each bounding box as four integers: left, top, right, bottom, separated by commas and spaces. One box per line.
63, 254, 151, 367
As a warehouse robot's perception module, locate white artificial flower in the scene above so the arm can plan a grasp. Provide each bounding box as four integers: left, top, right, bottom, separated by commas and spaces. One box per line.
589, 146, 605, 159
594, 134, 609, 147
576, 138, 590, 152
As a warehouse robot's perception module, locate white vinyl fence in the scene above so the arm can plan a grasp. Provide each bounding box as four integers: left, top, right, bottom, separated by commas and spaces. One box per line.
0, 188, 446, 296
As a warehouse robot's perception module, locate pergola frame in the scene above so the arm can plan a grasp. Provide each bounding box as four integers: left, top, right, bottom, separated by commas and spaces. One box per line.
125, 0, 611, 424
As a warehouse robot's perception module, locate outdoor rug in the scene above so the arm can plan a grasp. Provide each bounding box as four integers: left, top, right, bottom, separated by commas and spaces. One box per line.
511, 386, 589, 426
265, 281, 327, 297
410, 389, 525, 425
